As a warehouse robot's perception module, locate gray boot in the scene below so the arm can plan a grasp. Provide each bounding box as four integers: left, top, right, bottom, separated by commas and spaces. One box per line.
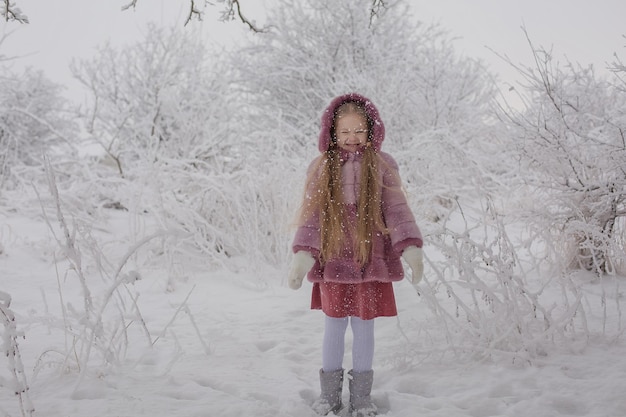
312, 368, 344, 415
348, 369, 377, 417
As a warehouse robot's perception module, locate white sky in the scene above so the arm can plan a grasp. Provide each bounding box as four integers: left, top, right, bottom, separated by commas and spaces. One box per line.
411, 0, 626, 83
1, 0, 625, 101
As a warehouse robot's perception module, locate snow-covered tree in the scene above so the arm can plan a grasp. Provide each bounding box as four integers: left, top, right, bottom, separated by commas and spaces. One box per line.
499, 34, 626, 276
235, 0, 438, 156
71, 23, 283, 266
71, 23, 241, 178
1, 0, 28, 23
233, 0, 501, 205
0, 66, 72, 191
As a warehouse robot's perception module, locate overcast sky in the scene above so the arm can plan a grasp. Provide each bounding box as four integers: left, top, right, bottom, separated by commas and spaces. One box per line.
2, 0, 625, 101
413, 0, 625, 81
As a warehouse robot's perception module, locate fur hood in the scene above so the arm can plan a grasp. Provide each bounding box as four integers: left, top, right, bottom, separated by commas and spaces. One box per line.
317, 93, 385, 153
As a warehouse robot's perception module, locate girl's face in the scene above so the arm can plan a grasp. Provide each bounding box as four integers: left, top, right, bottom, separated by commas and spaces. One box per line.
335, 113, 368, 153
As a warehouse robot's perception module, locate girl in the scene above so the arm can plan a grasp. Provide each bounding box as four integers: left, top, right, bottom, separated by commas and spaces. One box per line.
288, 93, 424, 417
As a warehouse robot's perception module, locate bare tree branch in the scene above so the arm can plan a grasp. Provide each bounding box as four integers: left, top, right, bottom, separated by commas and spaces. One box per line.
230, 0, 264, 32
369, 0, 386, 26
2, 0, 29, 23
184, 0, 203, 26
212, 0, 265, 32
608, 36, 626, 89
4, 0, 266, 30
120, 0, 138, 12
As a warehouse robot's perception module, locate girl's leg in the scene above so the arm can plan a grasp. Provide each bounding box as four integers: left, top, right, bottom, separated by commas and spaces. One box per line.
322, 315, 349, 372
350, 316, 375, 372
315, 316, 348, 414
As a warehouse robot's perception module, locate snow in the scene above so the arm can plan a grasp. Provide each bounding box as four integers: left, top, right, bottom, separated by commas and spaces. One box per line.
2, 209, 626, 417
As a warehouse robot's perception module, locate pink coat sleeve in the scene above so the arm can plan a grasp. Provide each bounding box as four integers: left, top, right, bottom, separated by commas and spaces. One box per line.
380, 152, 423, 253
292, 158, 322, 255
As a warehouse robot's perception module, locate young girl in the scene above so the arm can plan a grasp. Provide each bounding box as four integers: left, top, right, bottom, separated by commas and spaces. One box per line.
288, 93, 424, 417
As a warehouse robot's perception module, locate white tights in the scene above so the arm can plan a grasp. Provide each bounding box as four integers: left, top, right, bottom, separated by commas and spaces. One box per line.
322, 315, 375, 373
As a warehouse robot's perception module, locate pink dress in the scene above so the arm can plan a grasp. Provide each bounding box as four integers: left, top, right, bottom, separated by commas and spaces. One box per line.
311, 281, 397, 320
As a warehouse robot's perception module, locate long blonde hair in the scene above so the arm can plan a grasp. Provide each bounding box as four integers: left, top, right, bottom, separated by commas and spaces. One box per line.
300, 101, 387, 266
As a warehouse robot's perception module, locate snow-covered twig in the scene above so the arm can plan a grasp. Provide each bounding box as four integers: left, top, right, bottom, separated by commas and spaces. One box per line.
152, 285, 196, 347
0, 291, 35, 417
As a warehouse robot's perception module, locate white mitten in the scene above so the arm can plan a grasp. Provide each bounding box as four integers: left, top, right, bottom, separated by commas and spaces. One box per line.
288, 251, 315, 290
402, 246, 423, 286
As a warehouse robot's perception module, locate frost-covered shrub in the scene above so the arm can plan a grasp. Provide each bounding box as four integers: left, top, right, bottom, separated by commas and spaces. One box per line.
72, 23, 244, 178
30, 161, 209, 393
70, 23, 287, 266
0, 66, 73, 193
413, 196, 620, 364
117, 156, 297, 267
499, 34, 626, 276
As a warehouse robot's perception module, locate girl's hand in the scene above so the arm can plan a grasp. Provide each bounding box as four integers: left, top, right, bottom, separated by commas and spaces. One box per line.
288, 251, 315, 290
402, 246, 423, 286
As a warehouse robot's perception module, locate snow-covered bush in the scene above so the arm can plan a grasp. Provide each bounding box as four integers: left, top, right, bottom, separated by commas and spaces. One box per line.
498, 33, 626, 277
30, 160, 209, 393
0, 65, 73, 194
70, 23, 285, 266
71, 23, 243, 178
414, 197, 601, 364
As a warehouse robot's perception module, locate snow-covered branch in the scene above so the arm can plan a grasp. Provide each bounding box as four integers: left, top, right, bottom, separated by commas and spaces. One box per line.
0, 291, 35, 417
1, 0, 28, 23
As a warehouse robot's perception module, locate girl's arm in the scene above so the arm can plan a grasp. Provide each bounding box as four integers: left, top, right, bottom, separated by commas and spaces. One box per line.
292, 157, 323, 256
379, 153, 423, 254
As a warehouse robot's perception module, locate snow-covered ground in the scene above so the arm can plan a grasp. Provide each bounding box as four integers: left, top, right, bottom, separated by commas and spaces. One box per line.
2, 209, 626, 417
